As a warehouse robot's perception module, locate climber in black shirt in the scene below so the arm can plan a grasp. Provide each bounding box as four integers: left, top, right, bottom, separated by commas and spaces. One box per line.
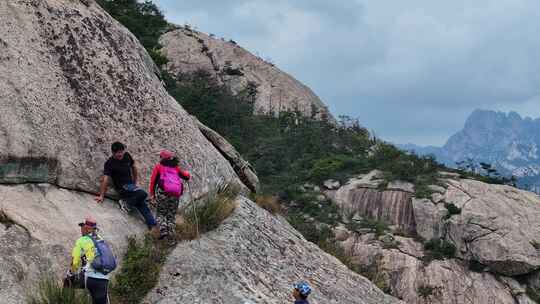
95, 141, 157, 230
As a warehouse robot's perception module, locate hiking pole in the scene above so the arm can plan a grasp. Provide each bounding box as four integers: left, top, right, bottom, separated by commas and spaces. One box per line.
187, 178, 200, 244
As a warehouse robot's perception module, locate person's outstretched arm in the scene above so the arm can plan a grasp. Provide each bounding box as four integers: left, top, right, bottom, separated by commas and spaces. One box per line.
177, 166, 191, 180
95, 175, 109, 204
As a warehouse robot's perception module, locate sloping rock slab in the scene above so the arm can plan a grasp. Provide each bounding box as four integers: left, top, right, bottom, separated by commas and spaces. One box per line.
0, 0, 240, 197
146, 197, 403, 304
0, 183, 145, 304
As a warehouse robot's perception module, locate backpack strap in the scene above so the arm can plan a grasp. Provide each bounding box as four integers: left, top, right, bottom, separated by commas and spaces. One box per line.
87, 234, 102, 257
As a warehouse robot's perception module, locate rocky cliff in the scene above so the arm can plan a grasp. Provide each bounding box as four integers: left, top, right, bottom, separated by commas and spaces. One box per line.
0, 1, 402, 303
159, 27, 332, 119
323, 171, 540, 303
146, 197, 403, 304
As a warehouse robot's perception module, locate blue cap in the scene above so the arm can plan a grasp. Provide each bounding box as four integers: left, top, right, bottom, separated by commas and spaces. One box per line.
294, 281, 312, 297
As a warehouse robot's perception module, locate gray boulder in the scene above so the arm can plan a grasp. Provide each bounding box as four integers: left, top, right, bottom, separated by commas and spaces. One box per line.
411, 198, 447, 240
444, 179, 540, 276
146, 197, 403, 304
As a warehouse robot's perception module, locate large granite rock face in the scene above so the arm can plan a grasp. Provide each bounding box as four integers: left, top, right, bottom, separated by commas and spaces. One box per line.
340, 234, 532, 304
0, 183, 146, 304
160, 27, 332, 119
412, 178, 540, 276
443, 179, 540, 276
332, 171, 540, 277
0, 0, 243, 197
146, 197, 403, 304
330, 171, 540, 303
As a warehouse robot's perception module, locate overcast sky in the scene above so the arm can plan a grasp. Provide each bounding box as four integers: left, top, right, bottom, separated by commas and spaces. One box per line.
153, 0, 540, 146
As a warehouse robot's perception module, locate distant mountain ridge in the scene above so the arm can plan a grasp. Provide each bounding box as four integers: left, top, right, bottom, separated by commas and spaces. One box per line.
400, 109, 540, 192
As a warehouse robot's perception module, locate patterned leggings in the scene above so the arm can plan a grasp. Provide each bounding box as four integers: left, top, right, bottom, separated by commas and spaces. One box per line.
155, 188, 180, 238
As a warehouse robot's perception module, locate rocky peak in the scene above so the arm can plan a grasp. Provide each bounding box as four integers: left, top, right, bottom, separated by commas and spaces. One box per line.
159, 27, 333, 120
404, 109, 540, 193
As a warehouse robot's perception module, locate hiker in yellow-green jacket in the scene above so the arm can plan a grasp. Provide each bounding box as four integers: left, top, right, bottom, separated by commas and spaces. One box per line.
69, 216, 114, 304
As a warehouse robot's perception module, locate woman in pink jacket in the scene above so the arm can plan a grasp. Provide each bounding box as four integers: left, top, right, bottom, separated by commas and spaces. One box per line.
148, 150, 190, 241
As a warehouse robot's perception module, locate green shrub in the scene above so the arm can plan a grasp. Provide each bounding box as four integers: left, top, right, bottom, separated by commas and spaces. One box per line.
468, 260, 485, 272
356, 262, 391, 294
110, 236, 170, 304
347, 217, 389, 237
148, 48, 169, 66
444, 203, 461, 219
318, 238, 355, 269
414, 183, 434, 199
526, 286, 540, 303
309, 157, 345, 183
287, 215, 333, 245
28, 277, 91, 304
423, 238, 457, 260
417, 284, 441, 300
96, 0, 169, 67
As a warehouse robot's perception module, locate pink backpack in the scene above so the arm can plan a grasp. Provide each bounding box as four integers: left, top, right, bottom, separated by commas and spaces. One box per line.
158, 165, 183, 197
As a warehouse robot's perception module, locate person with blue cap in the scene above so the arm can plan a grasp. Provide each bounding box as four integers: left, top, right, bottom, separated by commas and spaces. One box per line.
69, 216, 112, 304
293, 281, 312, 304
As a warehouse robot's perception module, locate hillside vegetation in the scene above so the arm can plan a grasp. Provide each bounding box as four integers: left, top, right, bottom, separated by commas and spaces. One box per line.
94, 0, 517, 278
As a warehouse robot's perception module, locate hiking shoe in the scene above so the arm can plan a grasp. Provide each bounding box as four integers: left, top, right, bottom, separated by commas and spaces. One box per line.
167, 238, 177, 247
118, 199, 132, 213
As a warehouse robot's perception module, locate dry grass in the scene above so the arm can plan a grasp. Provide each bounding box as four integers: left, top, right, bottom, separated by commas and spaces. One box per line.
175, 216, 198, 241
251, 194, 282, 215
28, 277, 91, 304
176, 184, 238, 241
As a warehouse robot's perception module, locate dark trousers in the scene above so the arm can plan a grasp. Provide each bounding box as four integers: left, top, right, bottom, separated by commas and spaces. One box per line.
121, 189, 157, 228
86, 277, 109, 304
